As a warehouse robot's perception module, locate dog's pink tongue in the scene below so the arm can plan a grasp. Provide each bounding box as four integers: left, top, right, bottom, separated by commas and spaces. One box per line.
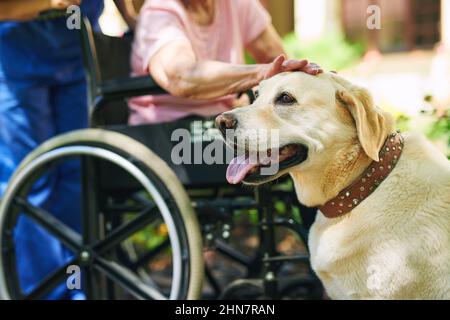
226, 154, 258, 184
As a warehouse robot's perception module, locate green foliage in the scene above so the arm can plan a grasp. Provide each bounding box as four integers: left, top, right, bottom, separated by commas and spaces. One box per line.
396, 114, 412, 133
423, 114, 450, 159
130, 219, 168, 251
245, 51, 256, 65
395, 110, 450, 159
282, 32, 365, 71
426, 115, 450, 142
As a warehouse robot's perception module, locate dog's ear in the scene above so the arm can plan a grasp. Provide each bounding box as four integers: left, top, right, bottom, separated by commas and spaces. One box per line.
336, 88, 394, 161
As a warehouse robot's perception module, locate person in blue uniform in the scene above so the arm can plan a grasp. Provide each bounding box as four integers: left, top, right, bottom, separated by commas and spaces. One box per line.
0, 0, 135, 299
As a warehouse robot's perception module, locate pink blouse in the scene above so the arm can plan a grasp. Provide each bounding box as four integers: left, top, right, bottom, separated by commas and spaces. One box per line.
129, 0, 271, 124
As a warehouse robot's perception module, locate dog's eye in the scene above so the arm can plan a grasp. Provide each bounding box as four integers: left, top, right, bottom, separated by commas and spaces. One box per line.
275, 92, 296, 105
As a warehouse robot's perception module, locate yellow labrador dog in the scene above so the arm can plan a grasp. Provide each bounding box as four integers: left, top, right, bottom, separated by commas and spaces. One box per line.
216, 71, 450, 299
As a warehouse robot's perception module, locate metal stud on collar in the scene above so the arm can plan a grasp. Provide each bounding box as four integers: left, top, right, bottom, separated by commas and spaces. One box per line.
319, 131, 404, 218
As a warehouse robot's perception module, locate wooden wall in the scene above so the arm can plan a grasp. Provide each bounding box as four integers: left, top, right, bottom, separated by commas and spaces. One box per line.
260, 0, 295, 36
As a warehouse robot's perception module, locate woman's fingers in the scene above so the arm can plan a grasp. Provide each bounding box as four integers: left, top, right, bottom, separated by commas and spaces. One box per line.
263, 56, 323, 80
263, 54, 286, 79
279, 59, 323, 75
273, 54, 287, 67
302, 62, 323, 75
50, 0, 81, 9
282, 59, 308, 71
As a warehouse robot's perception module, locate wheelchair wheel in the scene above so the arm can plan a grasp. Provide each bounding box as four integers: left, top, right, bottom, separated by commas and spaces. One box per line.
0, 129, 203, 300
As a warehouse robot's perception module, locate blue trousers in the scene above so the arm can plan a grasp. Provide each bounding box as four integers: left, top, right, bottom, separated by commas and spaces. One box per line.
0, 76, 88, 298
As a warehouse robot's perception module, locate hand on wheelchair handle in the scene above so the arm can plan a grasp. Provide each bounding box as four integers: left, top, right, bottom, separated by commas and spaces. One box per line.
48, 0, 81, 10
263, 54, 323, 80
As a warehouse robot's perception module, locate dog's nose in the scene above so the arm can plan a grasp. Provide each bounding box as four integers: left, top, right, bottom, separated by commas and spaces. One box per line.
215, 113, 237, 131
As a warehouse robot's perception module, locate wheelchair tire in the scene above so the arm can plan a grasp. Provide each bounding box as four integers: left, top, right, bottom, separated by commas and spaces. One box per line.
0, 129, 203, 300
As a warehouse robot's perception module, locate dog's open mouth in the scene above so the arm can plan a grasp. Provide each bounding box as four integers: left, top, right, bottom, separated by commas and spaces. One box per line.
226, 143, 308, 184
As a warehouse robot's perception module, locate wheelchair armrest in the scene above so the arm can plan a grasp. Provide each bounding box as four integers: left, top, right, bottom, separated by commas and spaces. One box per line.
92, 75, 255, 126
92, 76, 167, 126
99, 76, 167, 101
99, 76, 255, 103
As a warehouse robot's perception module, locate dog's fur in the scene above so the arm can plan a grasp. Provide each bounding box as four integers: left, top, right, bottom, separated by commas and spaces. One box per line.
222, 72, 450, 299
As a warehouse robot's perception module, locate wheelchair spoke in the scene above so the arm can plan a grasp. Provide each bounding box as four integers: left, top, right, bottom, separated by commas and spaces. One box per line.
204, 264, 222, 297
24, 259, 77, 300
94, 205, 159, 254
131, 192, 155, 207
129, 237, 170, 270
93, 256, 167, 300
14, 197, 82, 253
215, 239, 253, 268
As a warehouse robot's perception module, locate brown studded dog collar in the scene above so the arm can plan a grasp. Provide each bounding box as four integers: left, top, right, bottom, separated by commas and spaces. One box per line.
318, 132, 404, 218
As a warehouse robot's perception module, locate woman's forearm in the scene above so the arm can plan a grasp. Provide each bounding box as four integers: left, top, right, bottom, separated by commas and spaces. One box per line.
150, 41, 320, 101
0, 0, 51, 20
247, 25, 285, 64
163, 60, 267, 100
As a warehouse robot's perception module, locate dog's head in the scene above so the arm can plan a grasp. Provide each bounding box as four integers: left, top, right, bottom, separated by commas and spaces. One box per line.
216, 72, 395, 189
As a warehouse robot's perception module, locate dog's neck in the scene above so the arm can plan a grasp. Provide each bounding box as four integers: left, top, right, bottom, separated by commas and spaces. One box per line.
291, 143, 372, 207
291, 133, 404, 214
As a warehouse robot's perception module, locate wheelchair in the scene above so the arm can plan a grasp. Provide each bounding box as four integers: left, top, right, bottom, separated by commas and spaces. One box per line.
0, 15, 323, 300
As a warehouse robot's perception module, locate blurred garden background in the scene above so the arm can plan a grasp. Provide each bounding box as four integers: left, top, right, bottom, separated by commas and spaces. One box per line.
101, 0, 449, 158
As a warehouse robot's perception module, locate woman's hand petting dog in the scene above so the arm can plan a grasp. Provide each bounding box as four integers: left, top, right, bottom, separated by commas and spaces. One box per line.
263, 54, 323, 80
49, 0, 81, 10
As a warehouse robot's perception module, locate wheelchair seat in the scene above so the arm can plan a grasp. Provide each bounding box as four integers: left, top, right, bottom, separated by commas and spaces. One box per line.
102, 119, 231, 188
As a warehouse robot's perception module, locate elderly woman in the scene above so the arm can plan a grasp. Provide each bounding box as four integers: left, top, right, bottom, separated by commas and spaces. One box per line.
130, 0, 321, 124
